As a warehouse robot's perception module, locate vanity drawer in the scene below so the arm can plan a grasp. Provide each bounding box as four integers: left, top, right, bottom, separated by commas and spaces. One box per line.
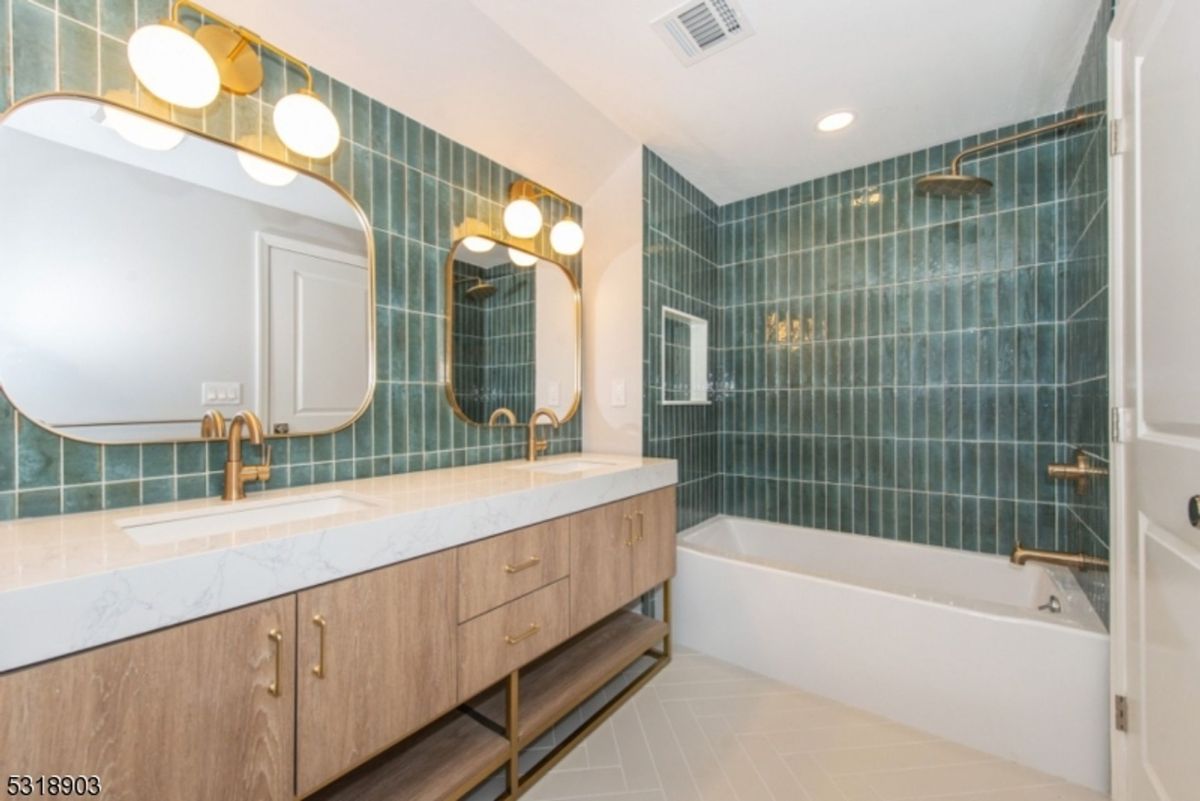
457, 516, 570, 622
458, 578, 570, 701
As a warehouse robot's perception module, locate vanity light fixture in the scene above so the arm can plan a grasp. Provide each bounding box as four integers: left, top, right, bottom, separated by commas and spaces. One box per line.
127, 0, 341, 158
462, 236, 497, 253
237, 150, 298, 187
507, 248, 539, 268
816, 110, 855, 133
503, 179, 585, 255
97, 101, 186, 151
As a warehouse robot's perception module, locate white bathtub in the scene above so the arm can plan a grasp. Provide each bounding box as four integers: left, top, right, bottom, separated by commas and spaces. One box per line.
674, 515, 1110, 793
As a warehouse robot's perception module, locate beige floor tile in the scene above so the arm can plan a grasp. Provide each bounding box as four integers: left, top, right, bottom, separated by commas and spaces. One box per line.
660, 699, 741, 801
611, 703, 663, 793
522, 766, 627, 800
737, 732, 814, 801
770, 723, 939, 755
812, 740, 995, 775
695, 715, 776, 801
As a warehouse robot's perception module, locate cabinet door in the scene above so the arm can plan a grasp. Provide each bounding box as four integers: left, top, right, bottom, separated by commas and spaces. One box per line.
569, 497, 636, 633
296, 550, 457, 796
632, 486, 678, 597
0, 597, 295, 801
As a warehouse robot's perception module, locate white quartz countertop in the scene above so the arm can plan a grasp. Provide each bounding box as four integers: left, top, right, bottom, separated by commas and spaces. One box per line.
0, 453, 677, 672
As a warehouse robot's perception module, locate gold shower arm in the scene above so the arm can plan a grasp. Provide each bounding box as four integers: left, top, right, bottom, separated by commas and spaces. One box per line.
948, 111, 1104, 176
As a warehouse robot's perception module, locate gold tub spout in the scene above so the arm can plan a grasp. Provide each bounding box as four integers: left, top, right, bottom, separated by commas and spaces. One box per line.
1010, 542, 1109, 571
1046, 449, 1108, 496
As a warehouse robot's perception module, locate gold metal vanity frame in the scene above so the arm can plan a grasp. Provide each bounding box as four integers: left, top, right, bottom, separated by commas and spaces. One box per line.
443, 234, 582, 427
0, 92, 378, 447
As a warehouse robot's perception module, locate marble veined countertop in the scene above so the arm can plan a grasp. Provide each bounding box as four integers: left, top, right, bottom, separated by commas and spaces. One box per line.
0, 453, 677, 672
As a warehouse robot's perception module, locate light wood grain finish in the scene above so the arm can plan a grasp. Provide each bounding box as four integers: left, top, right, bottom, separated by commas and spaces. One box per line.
631, 486, 677, 597
457, 516, 570, 622
469, 610, 669, 743
457, 578, 570, 701
307, 712, 509, 801
297, 551, 458, 797
569, 497, 636, 632
0, 597, 295, 801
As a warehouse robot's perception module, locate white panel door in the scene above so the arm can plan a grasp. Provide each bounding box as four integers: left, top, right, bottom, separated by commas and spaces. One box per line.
265, 237, 370, 434
1111, 1, 1200, 799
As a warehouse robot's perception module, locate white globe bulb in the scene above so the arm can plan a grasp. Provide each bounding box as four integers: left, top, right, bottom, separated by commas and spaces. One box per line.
237, 150, 298, 186
463, 236, 496, 253
127, 21, 220, 109
100, 106, 186, 151
507, 248, 539, 267
503, 198, 543, 239
274, 90, 341, 159
550, 219, 585, 255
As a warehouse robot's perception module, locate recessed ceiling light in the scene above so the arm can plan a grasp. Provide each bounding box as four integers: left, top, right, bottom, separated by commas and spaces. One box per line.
817, 111, 855, 133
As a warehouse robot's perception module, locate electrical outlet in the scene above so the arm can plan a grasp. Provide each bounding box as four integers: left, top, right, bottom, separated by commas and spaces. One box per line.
611, 379, 627, 408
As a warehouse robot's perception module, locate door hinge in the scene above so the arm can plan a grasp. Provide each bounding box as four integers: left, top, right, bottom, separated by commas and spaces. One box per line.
1111, 406, 1133, 443
1115, 694, 1129, 732
1110, 118, 1128, 156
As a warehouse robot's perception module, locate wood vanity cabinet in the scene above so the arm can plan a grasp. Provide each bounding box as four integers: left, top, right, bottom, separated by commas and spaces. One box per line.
570, 486, 677, 632
295, 550, 457, 797
0, 596, 296, 801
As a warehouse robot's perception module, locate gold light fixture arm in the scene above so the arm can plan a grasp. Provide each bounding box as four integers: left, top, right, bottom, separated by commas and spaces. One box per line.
947, 111, 1103, 177
509, 179, 575, 212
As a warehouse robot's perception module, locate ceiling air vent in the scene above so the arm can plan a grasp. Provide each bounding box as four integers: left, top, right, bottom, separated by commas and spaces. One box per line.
652, 0, 755, 66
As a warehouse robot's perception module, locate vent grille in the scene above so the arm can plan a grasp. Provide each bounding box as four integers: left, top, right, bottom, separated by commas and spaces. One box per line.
653, 0, 755, 66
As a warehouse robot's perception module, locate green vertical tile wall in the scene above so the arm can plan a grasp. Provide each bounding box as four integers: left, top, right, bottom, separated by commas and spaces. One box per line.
0, 0, 582, 520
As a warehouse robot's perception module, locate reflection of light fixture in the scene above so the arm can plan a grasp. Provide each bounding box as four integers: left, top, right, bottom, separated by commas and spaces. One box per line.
505, 179, 585, 255
237, 150, 297, 186
127, 1, 340, 157
817, 111, 855, 133
550, 219, 585, 256
508, 248, 539, 267
463, 236, 496, 253
503, 198, 543, 239
98, 104, 186, 151
127, 20, 220, 109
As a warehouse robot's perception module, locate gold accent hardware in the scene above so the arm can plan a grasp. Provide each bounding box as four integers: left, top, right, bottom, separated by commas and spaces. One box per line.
267, 628, 282, 697
526, 407, 561, 462
624, 514, 635, 546
1046, 448, 1109, 496
200, 409, 226, 439
503, 556, 542, 574
1011, 542, 1110, 571
444, 234, 582, 428
488, 407, 518, 426
635, 511, 646, 543
504, 623, 541, 645
311, 614, 327, 679
222, 410, 272, 501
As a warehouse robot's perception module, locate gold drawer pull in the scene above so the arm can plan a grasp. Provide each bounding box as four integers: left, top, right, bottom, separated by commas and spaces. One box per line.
504, 555, 542, 574
312, 615, 327, 679
268, 629, 283, 697
636, 510, 646, 543
504, 623, 541, 645
624, 514, 634, 546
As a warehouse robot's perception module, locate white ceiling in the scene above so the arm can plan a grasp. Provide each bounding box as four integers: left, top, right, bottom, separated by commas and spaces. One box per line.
471, 0, 1102, 204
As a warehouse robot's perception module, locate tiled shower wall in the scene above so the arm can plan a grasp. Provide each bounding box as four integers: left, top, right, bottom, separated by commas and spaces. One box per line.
1061, 0, 1112, 618
0, 0, 581, 520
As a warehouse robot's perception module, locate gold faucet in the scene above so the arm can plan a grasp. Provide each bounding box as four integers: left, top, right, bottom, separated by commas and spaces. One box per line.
223, 411, 272, 501
1010, 541, 1109, 571
488, 407, 517, 426
1046, 449, 1108, 496
526, 408, 560, 462
200, 410, 226, 439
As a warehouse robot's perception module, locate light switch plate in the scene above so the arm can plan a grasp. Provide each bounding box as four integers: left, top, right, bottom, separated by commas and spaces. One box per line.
611, 379, 627, 407
202, 382, 242, 406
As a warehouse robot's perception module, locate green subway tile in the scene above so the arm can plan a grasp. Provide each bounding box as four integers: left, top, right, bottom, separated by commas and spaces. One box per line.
18, 417, 60, 489
18, 488, 61, 517
142, 443, 174, 477
136, 0, 168, 28
104, 481, 140, 509
104, 444, 140, 482
177, 442, 207, 474
59, 0, 97, 25
100, 0, 135, 39
141, 478, 175, 505
99, 34, 135, 96
12, 0, 56, 100
63, 440, 101, 485
64, 484, 102, 514
0, 394, 14, 493
177, 474, 208, 501
0, 492, 14, 521
0, 0, 10, 109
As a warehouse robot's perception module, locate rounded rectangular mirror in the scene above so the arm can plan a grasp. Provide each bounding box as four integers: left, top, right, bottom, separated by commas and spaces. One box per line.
445, 237, 580, 425
0, 96, 374, 443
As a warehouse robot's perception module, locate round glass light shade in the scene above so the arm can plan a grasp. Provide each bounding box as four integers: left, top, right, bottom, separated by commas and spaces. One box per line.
550, 219, 585, 255
507, 248, 539, 268
503, 198, 543, 239
236, 150, 298, 187
463, 236, 496, 253
274, 90, 341, 159
816, 110, 855, 133
100, 106, 186, 151
127, 21, 221, 109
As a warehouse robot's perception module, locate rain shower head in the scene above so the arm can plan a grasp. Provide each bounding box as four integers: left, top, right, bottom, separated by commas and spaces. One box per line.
455, 275, 496, 301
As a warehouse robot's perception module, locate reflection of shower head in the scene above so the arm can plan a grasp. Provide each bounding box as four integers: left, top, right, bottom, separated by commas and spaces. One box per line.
455, 275, 496, 301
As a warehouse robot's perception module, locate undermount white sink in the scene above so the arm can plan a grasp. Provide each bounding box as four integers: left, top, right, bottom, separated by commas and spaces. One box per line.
119, 492, 377, 545
515, 459, 619, 475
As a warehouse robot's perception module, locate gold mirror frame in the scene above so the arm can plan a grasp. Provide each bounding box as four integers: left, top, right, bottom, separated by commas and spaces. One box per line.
0, 92, 377, 445
444, 236, 582, 427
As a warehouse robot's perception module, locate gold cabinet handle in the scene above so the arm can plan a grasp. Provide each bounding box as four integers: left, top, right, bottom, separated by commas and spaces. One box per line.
623, 514, 634, 546
268, 629, 283, 697
636, 510, 646, 543
504, 623, 541, 645
504, 555, 542, 574
312, 615, 327, 679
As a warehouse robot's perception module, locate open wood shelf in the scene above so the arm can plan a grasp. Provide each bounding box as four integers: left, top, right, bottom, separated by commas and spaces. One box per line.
307, 710, 509, 801
468, 610, 669, 745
